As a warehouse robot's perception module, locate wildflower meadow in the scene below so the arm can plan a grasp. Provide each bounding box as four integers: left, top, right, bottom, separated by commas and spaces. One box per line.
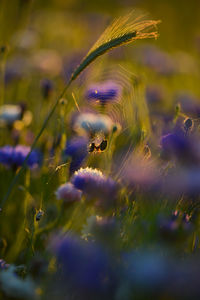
0, 0, 200, 299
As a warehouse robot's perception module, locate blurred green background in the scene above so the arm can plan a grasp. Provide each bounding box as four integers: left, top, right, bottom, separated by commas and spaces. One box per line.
0, 0, 200, 263
1, 0, 200, 51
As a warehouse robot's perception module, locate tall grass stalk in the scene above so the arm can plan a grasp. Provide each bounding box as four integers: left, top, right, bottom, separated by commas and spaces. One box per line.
1, 13, 160, 208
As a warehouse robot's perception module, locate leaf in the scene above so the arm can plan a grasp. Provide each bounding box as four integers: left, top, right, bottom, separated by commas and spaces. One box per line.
69, 12, 161, 84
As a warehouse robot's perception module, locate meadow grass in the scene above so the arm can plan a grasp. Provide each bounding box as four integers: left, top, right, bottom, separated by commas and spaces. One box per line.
0, 2, 200, 300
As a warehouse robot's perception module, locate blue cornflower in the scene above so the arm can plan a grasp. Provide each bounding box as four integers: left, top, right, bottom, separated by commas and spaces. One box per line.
85, 81, 121, 105
160, 131, 198, 165
51, 234, 117, 299
13, 145, 41, 168
161, 133, 187, 155
0, 145, 42, 169
0, 146, 14, 166
64, 136, 88, 175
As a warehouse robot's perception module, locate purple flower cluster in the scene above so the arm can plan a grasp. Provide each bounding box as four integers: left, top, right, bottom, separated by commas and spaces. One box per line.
51, 234, 117, 299
71, 167, 118, 202
64, 136, 88, 175
55, 183, 82, 204
55, 167, 118, 208
160, 131, 200, 165
85, 81, 121, 105
0, 145, 42, 169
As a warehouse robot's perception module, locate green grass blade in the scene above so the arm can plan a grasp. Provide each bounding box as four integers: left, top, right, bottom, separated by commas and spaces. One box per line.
69, 14, 160, 84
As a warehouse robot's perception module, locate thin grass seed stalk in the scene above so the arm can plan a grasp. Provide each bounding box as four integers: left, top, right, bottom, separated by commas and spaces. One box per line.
1, 12, 160, 207
69, 14, 160, 83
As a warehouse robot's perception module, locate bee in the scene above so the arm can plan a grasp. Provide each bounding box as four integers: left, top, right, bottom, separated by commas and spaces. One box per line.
88, 132, 108, 153
89, 139, 107, 153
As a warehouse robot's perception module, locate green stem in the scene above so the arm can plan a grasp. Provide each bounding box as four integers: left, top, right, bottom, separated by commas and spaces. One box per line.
6, 169, 30, 261
35, 206, 63, 237
1, 83, 70, 209
25, 208, 36, 260
32, 202, 65, 249
0, 47, 7, 106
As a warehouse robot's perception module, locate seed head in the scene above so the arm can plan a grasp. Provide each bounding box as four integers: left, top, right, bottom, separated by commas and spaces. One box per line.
184, 118, 193, 131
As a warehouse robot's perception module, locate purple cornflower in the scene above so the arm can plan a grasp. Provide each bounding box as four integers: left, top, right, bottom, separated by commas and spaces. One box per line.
85, 81, 121, 105
50, 234, 117, 299
0, 145, 42, 169
71, 167, 118, 202
71, 167, 104, 190
55, 183, 82, 204
160, 131, 199, 165
161, 133, 187, 155
64, 136, 88, 175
